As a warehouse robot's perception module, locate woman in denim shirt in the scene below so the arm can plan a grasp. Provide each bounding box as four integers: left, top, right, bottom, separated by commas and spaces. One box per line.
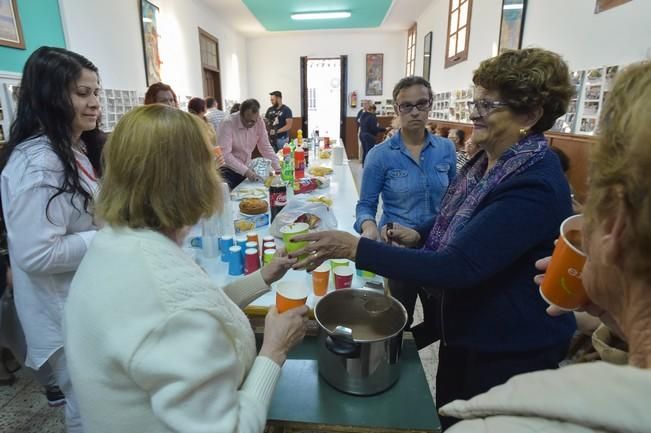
355, 76, 456, 329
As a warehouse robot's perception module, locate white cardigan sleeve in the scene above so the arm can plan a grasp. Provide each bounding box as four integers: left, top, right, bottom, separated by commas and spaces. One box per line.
128, 309, 280, 433
5, 184, 95, 275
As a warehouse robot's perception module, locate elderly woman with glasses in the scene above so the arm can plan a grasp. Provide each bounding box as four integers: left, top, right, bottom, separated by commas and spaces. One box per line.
290, 48, 576, 430
354, 76, 456, 333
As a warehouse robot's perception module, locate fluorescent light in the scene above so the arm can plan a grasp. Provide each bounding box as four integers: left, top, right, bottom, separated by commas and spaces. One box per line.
291, 11, 351, 20
503, 4, 524, 10
142, 17, 153, 23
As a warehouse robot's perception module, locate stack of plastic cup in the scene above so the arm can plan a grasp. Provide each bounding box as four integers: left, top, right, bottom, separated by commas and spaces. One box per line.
245, 241, 258, 254
245, 248, 260, 274
246, 232, 259, 250
228, 245, 243, 276
263, 249, 276, 265
220, 236, 234, 262
262, 241, 275, 257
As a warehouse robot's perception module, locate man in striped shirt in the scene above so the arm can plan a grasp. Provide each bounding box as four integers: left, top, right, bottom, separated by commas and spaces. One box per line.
205, 97, 226, 136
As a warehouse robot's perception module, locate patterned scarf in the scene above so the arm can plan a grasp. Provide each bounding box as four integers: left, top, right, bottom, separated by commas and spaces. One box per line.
424, 132, 549, 251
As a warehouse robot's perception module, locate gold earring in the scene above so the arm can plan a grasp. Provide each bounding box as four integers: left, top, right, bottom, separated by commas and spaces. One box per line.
519, 127, 529, 138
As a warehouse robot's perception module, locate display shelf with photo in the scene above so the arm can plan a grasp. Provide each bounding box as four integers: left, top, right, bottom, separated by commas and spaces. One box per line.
99, 88, 144, 131
430, 91, 451, 121
451, 86, 474, 123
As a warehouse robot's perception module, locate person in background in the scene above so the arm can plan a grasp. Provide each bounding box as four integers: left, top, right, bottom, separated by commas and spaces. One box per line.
449, 128, 469, 170
205, 96, 226, 135
436, 126, 450, 138
290, 48, 577, 430
464, 136, 480, 159
65, 104, 308, 433
264, 91, 293, 151
551, 146, 582, 213
230, 103, 241, 114
354, 76, 456, 333
441, 60, 651, 433
188, 97, 225, 167
218, 99, 280, 189
426, 121, 437, 135
359, 104, 387, 165
0, 46, 103, 433
144, 82, 178, 107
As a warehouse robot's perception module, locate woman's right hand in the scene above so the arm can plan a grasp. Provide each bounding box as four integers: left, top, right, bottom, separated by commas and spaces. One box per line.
534, 256, 626, 340
380, 222, 421, 248
259, 305, 309, 366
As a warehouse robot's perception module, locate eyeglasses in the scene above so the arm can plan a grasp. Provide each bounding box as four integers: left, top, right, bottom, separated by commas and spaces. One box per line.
467, 99, 509, 117
397, 99, 433, 114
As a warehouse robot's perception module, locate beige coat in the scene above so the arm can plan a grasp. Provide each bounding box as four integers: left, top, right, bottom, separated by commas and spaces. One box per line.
442, 361, 651, 433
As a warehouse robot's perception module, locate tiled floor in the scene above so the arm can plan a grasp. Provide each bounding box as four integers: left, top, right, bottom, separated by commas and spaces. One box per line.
0, 159, 437, 433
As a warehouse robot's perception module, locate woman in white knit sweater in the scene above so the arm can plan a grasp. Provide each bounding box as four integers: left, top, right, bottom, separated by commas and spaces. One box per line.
64, 104, 308, 433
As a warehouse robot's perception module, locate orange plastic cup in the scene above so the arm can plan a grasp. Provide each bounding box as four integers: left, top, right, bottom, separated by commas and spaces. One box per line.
312, 263, 330, 296
539, 214, 588, 310
275, 281, 308, 313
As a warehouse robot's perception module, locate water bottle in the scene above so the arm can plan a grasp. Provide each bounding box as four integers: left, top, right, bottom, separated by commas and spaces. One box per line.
218, 182, 235, 237
201, 215, 220, 258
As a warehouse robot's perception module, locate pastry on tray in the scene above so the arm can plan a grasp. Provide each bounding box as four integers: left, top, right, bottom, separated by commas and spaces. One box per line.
239, 198, 268, 215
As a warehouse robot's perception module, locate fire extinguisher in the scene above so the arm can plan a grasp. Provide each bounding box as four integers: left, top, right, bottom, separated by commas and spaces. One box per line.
350, 91, 357, 108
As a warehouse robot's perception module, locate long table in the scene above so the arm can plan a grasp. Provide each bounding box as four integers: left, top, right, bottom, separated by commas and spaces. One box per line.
195, 146, 380, 314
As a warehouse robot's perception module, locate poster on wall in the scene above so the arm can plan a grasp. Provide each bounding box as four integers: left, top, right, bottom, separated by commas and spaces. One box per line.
498, 0, 527, 54
0, 0, 25, 49
365, 53, 383, 96
140, 0, 162, 86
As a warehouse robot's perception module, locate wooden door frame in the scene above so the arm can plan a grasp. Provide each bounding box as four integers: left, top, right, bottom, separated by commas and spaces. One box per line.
300, 56, 347, 140
197, 27, 222, 109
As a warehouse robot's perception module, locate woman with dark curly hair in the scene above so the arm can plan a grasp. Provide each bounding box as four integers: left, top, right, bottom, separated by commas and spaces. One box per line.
144, 81, 178, 107
289, 48, 577, 430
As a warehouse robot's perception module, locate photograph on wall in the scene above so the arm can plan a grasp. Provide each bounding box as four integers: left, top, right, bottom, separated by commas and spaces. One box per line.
605, 65, 619, 89
586, 68, 603, 83
580, 118, 597, 134
595, 0, 631, 14
140, 0, 162, 86
365, 53, 384, 96
498, 0, 527, 54
585, 85, 602, 100
0, 0, 24, 49
583, 101, 600, 116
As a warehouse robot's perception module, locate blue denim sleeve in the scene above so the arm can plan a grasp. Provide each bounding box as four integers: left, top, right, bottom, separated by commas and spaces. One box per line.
354, 147, 384, 233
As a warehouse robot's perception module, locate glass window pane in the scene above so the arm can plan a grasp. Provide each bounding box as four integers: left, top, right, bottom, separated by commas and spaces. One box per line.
448, 34, 457, 57
457, 27, 466, 54
459, 2, 468, 28
450, 10, 459, 33
452, 0, 460, 10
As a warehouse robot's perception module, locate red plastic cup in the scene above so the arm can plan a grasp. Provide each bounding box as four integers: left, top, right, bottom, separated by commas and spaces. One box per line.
244, 248, 260, 274
334, 266, 354, 290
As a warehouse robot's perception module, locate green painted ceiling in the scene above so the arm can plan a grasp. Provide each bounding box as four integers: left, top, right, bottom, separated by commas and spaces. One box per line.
241, 0, 394, 32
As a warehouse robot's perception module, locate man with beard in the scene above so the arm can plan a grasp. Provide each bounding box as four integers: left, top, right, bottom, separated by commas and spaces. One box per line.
264, 91, 293, 151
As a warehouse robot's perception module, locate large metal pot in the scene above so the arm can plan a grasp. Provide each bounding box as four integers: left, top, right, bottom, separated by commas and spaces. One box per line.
314, 286, 407, 395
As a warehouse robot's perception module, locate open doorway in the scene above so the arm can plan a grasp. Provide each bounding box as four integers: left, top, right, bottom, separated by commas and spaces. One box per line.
300, 56, 347, 142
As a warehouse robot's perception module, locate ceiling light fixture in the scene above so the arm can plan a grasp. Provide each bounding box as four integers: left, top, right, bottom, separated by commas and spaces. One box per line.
502, 4, 524, 10
291, 11, 351, 20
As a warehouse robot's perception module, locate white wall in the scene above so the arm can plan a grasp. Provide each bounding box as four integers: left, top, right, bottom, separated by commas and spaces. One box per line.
522, 0, 651, 70
246, 30, 407, 117
415, 0, 651, 92
58, 0, 248, 102
416, 0, 501, 92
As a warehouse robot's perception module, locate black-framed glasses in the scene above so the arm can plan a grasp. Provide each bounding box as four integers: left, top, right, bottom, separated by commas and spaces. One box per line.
397, 99, 433, 114
467, 99, 509, 117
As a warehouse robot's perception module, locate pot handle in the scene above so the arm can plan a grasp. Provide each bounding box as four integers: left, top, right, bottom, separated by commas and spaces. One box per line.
325, 335, 361, 358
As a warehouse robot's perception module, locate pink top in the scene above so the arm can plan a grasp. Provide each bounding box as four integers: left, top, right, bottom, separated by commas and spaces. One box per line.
217, 112, 280, 175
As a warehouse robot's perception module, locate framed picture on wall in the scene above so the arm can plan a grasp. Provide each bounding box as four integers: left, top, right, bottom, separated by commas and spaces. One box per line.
595, 0, 631, 14
423, 32, 432, 81
498, 0, 527, 54
139, 0, 162, 86
365, 53, 383, 96
0, 0, 25, 49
